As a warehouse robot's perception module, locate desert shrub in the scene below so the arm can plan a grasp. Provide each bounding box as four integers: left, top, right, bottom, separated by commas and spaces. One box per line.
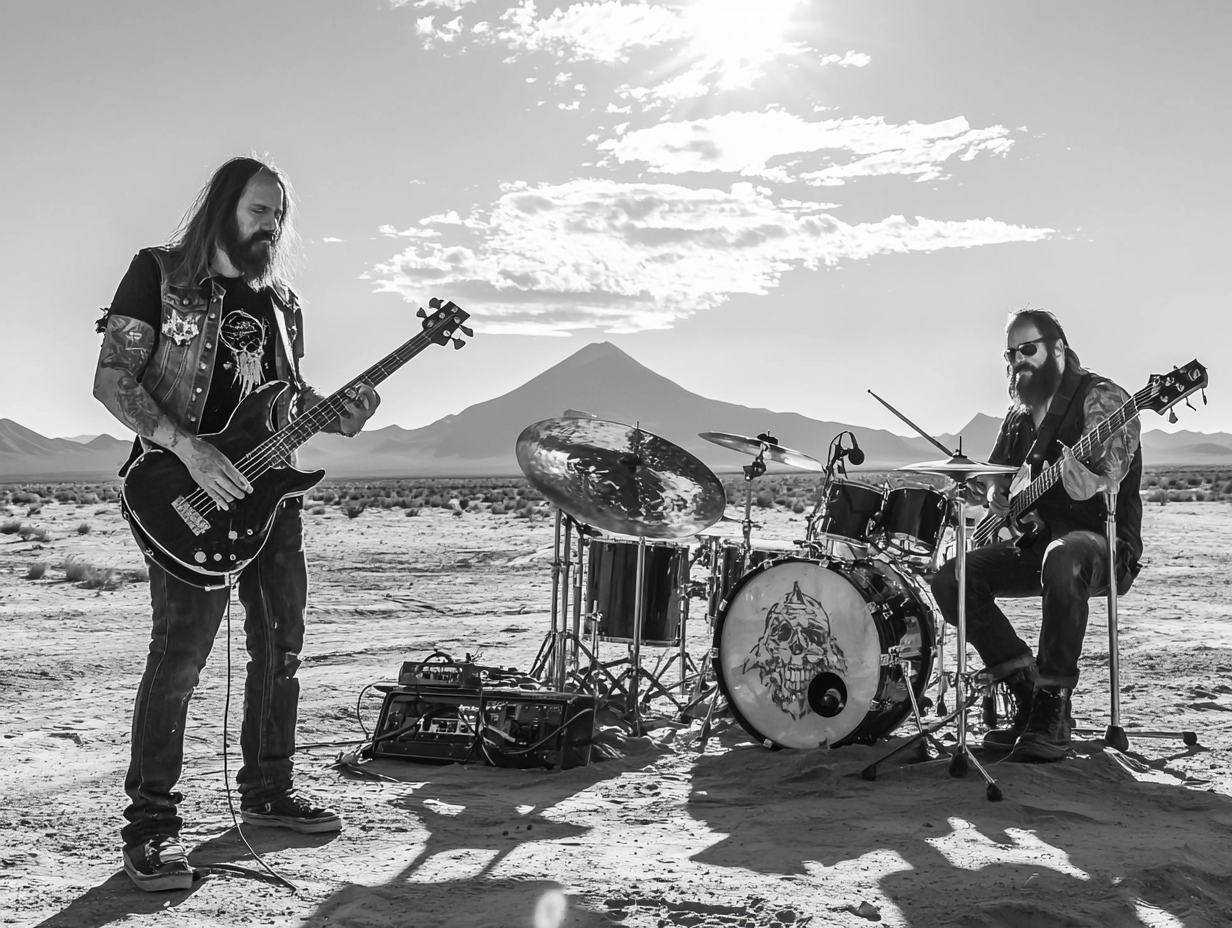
11, 491, 39, 504
1193, 491, 1207, 502
1187, 476, 1203, 487
458, 497, 470, 510
490, 503, 506, 515
124, 565, 150, 583
309, 505, 326, 515
80, 566, 120, 590
792, 500, 806, 514
0, 520, 22, 534
75, 522, 91, 535
102, 487, 120, 501
755, 490, 774, 508
25, 562, 48, 580
80, 492, 100, 505
20, 526, 51, 543
343, 502, 366, 519
64, 555, 91, 582
404, 507, 421, 517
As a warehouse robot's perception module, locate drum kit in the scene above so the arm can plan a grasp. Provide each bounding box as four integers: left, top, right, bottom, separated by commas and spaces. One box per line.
515, 413, 1018, 798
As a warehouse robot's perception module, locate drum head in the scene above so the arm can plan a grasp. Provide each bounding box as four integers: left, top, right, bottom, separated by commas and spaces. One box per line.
714, 559, 884, 749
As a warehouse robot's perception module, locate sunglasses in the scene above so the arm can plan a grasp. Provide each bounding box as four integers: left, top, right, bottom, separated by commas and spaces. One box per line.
1003, 337, 1053, 363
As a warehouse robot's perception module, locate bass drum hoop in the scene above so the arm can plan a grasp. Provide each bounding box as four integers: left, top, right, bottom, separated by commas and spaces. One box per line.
711, 556, 934, 750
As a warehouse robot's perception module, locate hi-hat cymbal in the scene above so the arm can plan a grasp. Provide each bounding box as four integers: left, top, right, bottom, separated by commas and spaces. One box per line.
699, 431, 824, 472
516, 418, 727, 539
899, 454, 1020, 480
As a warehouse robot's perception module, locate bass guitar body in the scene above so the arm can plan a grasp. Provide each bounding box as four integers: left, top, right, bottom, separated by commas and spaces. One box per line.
122, 381, 325, 586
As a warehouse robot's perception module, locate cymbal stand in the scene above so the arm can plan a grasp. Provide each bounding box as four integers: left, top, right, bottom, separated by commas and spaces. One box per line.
738, 443, 769, 556
1071, 486, 1198, 750
860, 480, 1003, 802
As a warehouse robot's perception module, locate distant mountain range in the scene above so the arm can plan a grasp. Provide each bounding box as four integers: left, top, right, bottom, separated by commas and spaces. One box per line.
2, 342, 1228, 481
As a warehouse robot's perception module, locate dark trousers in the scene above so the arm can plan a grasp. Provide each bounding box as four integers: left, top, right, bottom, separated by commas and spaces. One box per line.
122, 504, 307, 847
929, 529, 1114, 689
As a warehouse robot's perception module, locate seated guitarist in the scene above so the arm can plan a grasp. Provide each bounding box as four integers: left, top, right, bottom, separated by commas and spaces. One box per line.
92, 157, 380, 891
930, 309, 1142, 763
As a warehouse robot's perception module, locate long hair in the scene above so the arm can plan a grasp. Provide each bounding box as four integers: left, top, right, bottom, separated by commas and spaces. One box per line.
1006, 307, 1081, 369
166, 156, 299, 290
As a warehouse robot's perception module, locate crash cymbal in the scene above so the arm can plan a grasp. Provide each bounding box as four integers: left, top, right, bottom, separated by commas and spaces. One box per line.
899, 454, 1020, 480
698, 431, 824, 472
516, 418, 727, 539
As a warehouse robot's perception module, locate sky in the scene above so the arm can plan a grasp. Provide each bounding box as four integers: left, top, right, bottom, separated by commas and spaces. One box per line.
2, 0, 1229, 445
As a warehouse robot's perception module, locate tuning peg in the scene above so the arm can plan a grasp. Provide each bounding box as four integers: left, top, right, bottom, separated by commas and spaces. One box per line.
1185, 398, 1196, 411
452, 338, 466, 350
460, 324, 474, 338
1169, 409, 1178, 424
429, 297, 442, 309
416, 307, 427, 319
1203, 389, 1208, 405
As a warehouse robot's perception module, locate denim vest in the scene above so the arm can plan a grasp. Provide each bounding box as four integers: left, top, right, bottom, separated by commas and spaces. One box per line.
140, 247, 305, 438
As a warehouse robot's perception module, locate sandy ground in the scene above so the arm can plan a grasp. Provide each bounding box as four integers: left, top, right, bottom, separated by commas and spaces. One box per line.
2, 496, 1231, 928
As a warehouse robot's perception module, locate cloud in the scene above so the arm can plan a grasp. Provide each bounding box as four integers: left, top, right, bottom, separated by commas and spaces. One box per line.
390, 0, 477, 9
374, 179, 1052, 334
598, 111, 1016, 184
321, 237, 345, 243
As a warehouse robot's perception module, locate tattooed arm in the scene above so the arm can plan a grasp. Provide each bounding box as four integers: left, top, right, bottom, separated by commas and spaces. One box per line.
1060, 381, 1140, 501
93, 315, 252, 508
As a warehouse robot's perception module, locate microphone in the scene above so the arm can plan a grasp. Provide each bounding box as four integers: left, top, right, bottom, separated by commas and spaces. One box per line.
839, 432, 865, 466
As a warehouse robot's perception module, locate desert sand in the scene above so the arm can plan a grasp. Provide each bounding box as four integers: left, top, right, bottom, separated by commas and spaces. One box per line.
2, 494, 1231, 928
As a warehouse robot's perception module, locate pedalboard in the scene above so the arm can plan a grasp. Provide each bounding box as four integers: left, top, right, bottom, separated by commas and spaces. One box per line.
370, 684, 595, 769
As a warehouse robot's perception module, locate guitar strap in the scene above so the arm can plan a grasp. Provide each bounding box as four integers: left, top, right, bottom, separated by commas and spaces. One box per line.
1023, 364, 1088, 477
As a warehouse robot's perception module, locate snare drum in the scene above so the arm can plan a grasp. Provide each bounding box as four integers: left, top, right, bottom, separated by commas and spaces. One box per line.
877, 487, 949, 556
713, 557, 934, 749
586, 538, 689, 645
817, 480, 885, 545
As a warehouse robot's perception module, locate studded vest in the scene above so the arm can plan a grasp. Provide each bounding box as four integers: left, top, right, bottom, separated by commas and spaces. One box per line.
139, 247, 305, 436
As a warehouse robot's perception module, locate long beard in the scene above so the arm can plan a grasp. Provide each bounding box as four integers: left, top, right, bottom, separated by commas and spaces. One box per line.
1009, 351, 1063, 409
220, 217, 277, 283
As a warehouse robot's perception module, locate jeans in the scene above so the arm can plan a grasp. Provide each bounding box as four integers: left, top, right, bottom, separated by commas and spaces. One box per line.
122, 503, 307, 846
929, 529, 1117, 689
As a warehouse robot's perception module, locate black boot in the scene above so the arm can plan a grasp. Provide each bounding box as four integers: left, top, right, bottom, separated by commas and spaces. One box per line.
981, 668, 1036, 753
1010, 686, 1073, 762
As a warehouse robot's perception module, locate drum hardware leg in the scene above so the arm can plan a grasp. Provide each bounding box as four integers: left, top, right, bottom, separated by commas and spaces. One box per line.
628, 538, 647, 735
555, 515, 574, 692
546, 508, 565, 689
860, 490, 1002, 801
571, 529, 586, 679
1069, 487, 1199, 751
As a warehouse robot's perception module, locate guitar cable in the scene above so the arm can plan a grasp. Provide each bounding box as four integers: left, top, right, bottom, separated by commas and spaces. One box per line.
208, 588, 300, 893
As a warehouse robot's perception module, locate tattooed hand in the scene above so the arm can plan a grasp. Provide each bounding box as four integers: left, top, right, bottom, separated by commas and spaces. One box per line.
177, 436, 252, 510
336, 384, 380, 436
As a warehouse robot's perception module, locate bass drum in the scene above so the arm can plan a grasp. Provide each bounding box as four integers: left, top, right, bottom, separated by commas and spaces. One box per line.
713, 557, 934, 749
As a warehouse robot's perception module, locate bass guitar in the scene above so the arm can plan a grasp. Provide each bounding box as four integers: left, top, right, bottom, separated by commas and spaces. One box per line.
122, 299, 472, 588
971, 359, 1208, 548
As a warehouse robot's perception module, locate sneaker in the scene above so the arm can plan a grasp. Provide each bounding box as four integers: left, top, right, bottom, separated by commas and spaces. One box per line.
982, 668, 1036, 753
123, 835, 193, 892
1010, 686, 1073, 762
240, 791, 342, 834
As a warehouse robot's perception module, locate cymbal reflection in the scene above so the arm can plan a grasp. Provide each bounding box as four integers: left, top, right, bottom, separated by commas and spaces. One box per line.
516, 418, 726, 539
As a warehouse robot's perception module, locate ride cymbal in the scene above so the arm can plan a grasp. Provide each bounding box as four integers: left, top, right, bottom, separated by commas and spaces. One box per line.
698, 431, 824, 472
516, 418, 726, 539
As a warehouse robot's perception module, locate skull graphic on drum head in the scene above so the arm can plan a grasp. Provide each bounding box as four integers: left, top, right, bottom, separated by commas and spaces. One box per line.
742, 581, 848, 720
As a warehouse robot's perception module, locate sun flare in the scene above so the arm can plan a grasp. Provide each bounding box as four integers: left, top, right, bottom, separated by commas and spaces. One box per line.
682, 0, 804, 75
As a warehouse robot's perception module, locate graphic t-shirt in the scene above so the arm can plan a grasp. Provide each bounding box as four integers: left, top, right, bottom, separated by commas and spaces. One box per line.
107, 251, 281, 434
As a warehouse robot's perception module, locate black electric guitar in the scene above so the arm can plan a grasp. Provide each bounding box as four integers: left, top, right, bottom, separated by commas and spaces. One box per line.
971, 359, 1208, 548
122, 299, 472, 588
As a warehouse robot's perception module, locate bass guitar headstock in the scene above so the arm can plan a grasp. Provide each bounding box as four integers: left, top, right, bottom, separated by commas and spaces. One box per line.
417, 298, 473, 350
1144, 359, 1208, 423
